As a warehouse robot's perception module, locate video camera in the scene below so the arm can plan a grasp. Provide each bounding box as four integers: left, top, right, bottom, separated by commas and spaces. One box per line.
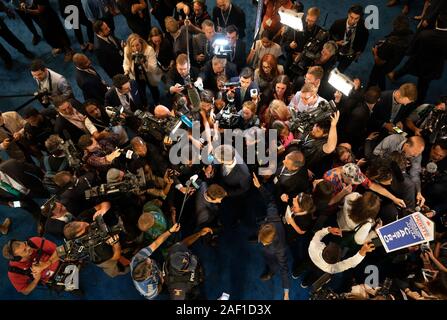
84, 169, 146, 200
289, 100, 337, 134
134, 110, 187, 142
59, 137, 82, 173
35, 88, 51, 106
290, 29, 330, 76
132, 52, 146, 65
420, 109, 447, 144
56, 215, 123, 262
222, 81, 241, 91
105, 105, 127, 126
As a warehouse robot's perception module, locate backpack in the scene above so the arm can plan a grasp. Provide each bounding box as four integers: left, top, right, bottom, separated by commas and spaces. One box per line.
42, 156, 68, 194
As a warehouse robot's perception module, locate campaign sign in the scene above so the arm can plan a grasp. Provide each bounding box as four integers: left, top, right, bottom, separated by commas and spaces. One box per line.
376, 212, 435, 253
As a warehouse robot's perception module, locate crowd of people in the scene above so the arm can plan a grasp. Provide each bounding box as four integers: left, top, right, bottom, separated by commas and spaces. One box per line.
0, 0, 447, 300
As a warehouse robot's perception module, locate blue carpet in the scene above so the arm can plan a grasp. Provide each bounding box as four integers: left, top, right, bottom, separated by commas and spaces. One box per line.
0, 0, 445, 300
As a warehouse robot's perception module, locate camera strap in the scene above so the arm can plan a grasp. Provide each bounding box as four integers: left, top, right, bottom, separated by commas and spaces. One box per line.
38, 70, 53, 94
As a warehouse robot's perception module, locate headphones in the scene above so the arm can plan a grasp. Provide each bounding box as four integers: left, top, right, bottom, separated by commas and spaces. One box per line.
5, 239, 40, 262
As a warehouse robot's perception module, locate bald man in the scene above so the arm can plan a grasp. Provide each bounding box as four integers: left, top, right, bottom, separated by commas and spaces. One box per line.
373, 134, 426, 206
73, 53, 109, 104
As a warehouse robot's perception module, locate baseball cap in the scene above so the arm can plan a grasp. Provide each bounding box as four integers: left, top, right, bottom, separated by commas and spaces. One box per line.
170, 251, 198, 272
106, 168, 123, 183
342, 163, 365, 185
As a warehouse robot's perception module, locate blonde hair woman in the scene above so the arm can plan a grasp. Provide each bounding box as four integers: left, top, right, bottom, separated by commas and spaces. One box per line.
123, 33, 160, 106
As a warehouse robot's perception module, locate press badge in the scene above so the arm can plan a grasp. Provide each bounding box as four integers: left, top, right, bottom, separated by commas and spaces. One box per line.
266, 19, 272, 27
273, 177, 278, 184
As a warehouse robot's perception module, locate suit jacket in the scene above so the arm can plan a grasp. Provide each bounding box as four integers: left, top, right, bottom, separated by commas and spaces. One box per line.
105, 80, 144, 111
0, 159, 46, 197
192, 33, 217, 68
339, 101, 372, 150
94, 34, 124, 79
369, 90, 415, 132
212, 4, 246, 38
74, 67, 108, 105
165, 66, 200, 99
200, 60, 238, 93
229, 76, 260, 111
0, 112, 26, 160
330, 18, 369, 54
229, 39, 246, 72
213, 157, 251, 198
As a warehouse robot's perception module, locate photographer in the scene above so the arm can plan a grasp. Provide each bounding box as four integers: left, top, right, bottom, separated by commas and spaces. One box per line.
405, 99, 446, 138
329, 5, 369, 72
123, 33, 160, 106
22, 106, 56, 156
2, 237, 60, 295
166, 53, 200, 101
30, 59, 73, 107
192, 19, 218, 68
63, 218, 129, 278
77, 134, 121, 174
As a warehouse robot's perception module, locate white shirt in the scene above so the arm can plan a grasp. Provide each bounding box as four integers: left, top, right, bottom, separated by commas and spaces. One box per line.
308, 227, 365, 274
0, 171, 30, 195
116, 89, 133, 113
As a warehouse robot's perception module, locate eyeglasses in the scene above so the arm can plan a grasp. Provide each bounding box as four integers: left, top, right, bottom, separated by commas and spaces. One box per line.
262, 64, 272, 70
301, 94, 316, 101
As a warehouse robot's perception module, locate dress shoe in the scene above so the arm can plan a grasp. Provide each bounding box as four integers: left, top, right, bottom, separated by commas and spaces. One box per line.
260, 270, 274, 281
1, 218, 11, 235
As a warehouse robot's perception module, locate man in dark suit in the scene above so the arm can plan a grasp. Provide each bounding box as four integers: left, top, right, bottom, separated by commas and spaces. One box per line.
225, 25, 246, 73
329, 4, 369, 72
105, 74, 144, 112
93, 20, 124, 79
73, 53, 108, 105
192, 19, 218, 69
389, 14, 447, 104
212, 0, 246, 38
165, 55, 200, 103
228, 67, 259, 111
252, 174, 290, 300
369, 83, 418, 136
420, 0, 447, 29
196, 56, 238, 94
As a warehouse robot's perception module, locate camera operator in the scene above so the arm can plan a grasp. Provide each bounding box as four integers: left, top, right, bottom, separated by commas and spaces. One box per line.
77, 134, 121, 175
123, 33, 160, 106
192, 19, 218, 68
289, 83, 328, 115
127, 136, 168, 177
2, 237, 60, 295
329, 5, 369, 72
30, 59, 74, 107
164, 227, 213, 300
22, 106, 56, 156
40, 135, 70, 193
131, 223, 180, 300
53, 171, 97, 216
197, 56, 238, 94
405, 99, 446, 138
166, 54, 200, 101
63, 219, 129, 278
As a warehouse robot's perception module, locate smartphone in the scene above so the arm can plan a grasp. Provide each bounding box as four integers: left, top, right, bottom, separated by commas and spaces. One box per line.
250, 89, 258, 98
372, 237, 383, 248
13, 201, 21, 208
393, 126, 403, 134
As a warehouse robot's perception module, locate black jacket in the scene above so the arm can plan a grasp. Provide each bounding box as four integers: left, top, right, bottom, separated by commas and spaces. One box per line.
329, 18, 369, 54
212, 4, 246, 38
74, 68, 108, 105
213, 158, 251, 198
0, 159, 46, 198
104, 80, 144, 112
94, 34, 124, 79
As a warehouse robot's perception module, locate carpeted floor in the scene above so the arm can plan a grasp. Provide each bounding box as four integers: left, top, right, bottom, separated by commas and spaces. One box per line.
0, 0, 445, 300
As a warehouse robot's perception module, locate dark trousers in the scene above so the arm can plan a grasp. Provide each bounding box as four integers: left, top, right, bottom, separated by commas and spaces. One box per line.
368, 64, 388, 90
136, 79, 160, 107
0, 20, 30, 63
73, 18, 95, 45
15, 9, 42, 38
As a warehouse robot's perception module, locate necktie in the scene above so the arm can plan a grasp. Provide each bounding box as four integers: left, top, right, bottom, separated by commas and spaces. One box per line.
0, 180, 21, 198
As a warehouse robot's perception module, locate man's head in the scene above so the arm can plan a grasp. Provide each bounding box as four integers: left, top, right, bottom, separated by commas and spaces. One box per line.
165, 16, 179, 34
282, 151, 305, 171
364, 86, 381, 108
138, 212, 156, 232
239, 67, 254, 89
347, 4, 364, 27
211, 56, 226, 75
22, 106, 42, 126
107, 168, 125, 183
30, 59, 47, 81
77, 134, 98, 152
201, 20, 215, 41
112, 74, 131, 94
193, 0, 206, 16
53, 171, 74, 188
72, 53, 91, 70
402, 136, 425, 158
169, 250, 198, 272
305, 7, 320, 28
64, 221, 90, 239
41, 201, 67, 218
213, 144, 235, 165
83, 101, 102, 119
132, 258, 155, 282
200, 90, 214, 112
3, 240, 35, 262
216, 0, 231, 11
290, 193, 316, 215
431, 140, 447, 162
304, 66, 324, 89
320, 41, 338, 62
93, 20, 111, 37
336, 144, 353, 164
342, 163, 365, 185
176, 53, 189, 78
226, 25, 239, 46
45, 134, 64, 155
131, 136, 147, 157
300, 83, 319, 107
54, 97, 75, 116
395, 83, 418, 105
311, 118, 331, 138
322, 242, 342, 264
204, 184, 227, 203
258, 223, 276, 246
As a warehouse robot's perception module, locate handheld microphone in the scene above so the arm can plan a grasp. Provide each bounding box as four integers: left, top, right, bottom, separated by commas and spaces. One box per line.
426, 162, 438, 174
185, 174, 200, 189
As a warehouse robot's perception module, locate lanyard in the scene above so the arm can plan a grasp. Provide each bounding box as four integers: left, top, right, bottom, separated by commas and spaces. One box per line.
220, 4, 232, 28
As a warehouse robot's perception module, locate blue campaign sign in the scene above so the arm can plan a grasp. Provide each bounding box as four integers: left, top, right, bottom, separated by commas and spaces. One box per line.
376, 213, 434, 253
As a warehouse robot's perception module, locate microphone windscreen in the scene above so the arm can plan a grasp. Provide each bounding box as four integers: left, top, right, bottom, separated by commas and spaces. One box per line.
426, 162, 438, 174
187, 86, 201, 112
